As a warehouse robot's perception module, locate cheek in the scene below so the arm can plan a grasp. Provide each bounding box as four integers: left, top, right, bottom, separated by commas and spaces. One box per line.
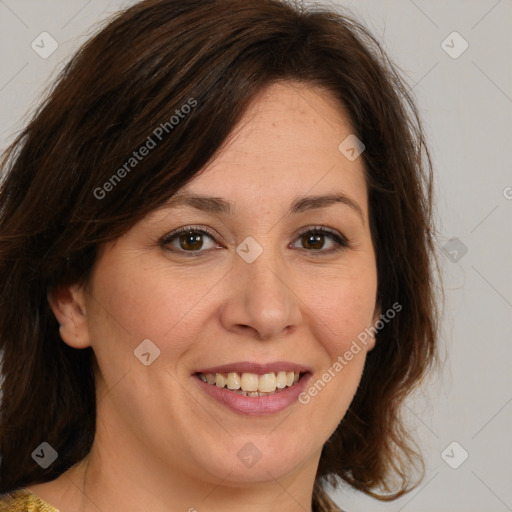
296, 268, 377, 413
86, 253, 226, 366
85, 254, 222, 425
305, 269, 378, 351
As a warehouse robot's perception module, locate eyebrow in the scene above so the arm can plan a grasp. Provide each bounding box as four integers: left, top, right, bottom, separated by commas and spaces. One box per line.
165, 192, 364, 221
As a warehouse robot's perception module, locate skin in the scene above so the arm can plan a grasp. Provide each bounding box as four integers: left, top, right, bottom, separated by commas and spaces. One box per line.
28, 81, 378, 512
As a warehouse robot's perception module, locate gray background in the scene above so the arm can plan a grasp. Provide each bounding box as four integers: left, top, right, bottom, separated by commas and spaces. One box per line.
1, 1, 511, 510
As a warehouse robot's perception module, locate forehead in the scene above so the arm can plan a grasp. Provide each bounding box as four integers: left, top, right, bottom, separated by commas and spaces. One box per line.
179, 81, 367, 210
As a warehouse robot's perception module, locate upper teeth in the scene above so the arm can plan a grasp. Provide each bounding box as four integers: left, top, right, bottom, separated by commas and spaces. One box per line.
198, 371, 300, 393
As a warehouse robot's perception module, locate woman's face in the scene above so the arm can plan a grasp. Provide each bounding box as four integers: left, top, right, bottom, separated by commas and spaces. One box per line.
56, 82, 378, 490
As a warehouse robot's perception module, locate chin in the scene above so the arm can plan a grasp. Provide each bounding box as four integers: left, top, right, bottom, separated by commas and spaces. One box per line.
199, 438, 310, 485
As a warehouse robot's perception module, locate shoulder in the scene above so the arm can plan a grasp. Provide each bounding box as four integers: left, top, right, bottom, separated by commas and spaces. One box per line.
0, 488, 60, 512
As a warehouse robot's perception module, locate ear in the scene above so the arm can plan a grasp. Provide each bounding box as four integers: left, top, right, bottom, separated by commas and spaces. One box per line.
47, 283, 90, 349
366, 305, 382, 352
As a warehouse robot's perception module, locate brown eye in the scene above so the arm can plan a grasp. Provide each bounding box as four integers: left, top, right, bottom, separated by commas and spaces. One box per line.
161, 227, 219, 254
178, 232, 204, 251
302, 233, 325, 250
291, 227, 348, 253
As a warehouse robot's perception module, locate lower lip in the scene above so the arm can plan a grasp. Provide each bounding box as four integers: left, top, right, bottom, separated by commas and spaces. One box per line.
193, 373, 312, 416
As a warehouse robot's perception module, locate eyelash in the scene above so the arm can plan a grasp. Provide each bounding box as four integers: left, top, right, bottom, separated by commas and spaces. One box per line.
160, 225, 349, 257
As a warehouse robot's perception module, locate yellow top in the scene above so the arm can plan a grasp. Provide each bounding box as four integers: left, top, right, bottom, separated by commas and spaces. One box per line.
0, 486, 343, 511
0, 488, 59, 512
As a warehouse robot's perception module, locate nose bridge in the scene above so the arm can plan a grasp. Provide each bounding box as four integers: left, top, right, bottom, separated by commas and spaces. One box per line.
247, 250, 287, 301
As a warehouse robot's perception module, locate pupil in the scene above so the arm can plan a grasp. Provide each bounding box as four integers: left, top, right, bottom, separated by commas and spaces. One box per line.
305, 233, 323, 249
181, 232, 202, 250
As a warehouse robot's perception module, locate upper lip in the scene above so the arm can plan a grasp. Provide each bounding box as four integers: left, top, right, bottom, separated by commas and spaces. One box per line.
194, 361, 311, 375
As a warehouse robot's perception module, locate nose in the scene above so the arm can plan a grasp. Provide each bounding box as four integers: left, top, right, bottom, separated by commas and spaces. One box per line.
219, 249, 302, 340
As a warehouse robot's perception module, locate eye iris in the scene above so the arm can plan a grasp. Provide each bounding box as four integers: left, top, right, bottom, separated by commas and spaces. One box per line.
179, 232, 203, 250
303, 233, 324, 250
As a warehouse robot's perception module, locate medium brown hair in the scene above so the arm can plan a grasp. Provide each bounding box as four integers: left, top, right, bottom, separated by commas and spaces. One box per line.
0, 0, 437, 508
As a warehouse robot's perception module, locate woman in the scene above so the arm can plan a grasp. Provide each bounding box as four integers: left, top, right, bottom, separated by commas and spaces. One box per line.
0, 0, 438, 510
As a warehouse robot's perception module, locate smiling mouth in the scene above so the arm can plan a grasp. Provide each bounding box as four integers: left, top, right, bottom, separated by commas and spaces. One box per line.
195, 371, 306, 397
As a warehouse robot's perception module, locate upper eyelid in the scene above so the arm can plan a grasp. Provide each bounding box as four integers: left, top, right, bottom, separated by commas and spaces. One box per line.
296, 225, 343, 237
160, 225, 221, 244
